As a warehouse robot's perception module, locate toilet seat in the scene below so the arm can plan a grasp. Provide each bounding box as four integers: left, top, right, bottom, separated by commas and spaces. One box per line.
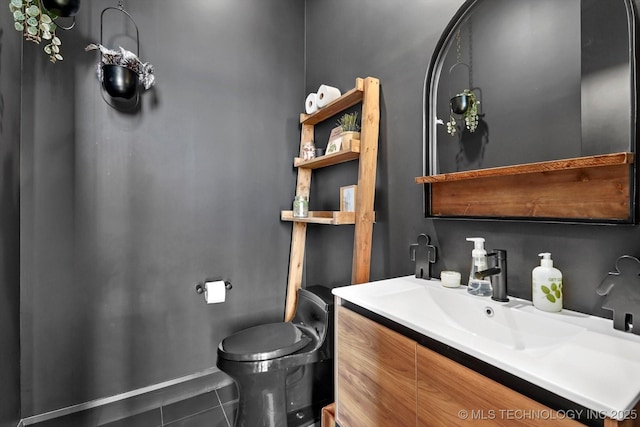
218, 322, 312, 362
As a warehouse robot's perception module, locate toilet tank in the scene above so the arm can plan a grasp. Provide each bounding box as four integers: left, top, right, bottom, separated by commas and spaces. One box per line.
293, 285, 334, 348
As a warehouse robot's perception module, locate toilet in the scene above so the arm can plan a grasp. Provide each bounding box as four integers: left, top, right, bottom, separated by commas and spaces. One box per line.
217, 285, 334, 427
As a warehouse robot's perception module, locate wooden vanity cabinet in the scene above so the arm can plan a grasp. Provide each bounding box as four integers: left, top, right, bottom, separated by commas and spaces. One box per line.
335, 303, 640, 427
416, 344, 580, 426
335, 305, 416, 427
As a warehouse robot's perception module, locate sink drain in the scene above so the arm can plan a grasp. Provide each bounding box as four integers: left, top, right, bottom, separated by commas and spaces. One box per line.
484, 306, 494, 317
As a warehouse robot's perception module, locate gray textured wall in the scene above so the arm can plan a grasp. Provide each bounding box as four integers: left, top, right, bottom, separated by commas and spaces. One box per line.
305, 0, 640, 318
20, 0, 303, 416
435, 0, 631, 174
0, 7, 22, 427
11, 0, 640, 420
304, 0, 464, 289
436, 0, 582, 173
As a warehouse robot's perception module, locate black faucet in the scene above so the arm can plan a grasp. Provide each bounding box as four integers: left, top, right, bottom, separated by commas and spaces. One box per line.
474, 249, 508, 302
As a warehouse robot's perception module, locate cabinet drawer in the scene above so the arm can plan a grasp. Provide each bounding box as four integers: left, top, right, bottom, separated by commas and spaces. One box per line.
416, 344, 582, 426
336, 305, 416, 427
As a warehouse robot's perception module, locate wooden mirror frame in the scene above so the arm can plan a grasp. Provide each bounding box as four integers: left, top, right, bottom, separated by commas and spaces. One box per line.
417, 0, 638, 224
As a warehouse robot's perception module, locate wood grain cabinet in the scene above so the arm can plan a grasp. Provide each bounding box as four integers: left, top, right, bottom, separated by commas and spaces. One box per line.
335, 304, 640, 427
416, 344, 580, 426
335, 305, 416, 427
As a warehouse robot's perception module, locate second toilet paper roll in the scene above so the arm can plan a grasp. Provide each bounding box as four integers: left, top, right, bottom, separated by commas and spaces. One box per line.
305, 93, 318, 114
316, 84, 341, 108
204, 280, 226, 304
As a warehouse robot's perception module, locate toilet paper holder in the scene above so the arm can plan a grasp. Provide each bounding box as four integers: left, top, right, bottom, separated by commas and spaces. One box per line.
195, 280, 233, 295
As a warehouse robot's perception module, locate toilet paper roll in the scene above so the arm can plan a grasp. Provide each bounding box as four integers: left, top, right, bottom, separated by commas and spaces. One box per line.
204, 280, 226, 304
305, 93, 318, 114
316, 84, 341, 108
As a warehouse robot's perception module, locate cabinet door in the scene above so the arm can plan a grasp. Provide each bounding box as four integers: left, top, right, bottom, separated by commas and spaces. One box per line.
336, 305, 417, 427
416, 344, 582, 426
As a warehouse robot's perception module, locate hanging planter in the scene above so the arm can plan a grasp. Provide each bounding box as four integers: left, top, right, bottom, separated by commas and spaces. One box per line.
85, 44, 155, 100
85, 2, 155, 107
41, 0, 80, 17
450, 91, 472, 115
445, 62, 480, 137
9, 0, 76, 62
40, 0, 79, 31
102, 64, 138, 99
446, 89, 479, 136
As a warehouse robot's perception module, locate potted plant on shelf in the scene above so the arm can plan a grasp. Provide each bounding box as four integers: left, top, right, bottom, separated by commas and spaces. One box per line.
334, 112, 361, 152
446, 89, 479, 136
336, 112, 361, 141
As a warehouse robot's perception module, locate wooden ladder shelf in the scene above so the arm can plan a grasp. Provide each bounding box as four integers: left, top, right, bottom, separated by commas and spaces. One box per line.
281, 77, 380, 321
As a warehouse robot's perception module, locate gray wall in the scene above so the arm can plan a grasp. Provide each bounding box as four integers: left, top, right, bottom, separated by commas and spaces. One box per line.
11, 0, 640, 420
435, 0, 632, 174
0, 8, 22, 427
436, 0, 582, 172
304, 0, 464, 289
20, 0, 303, 416
305, 0, 640, 318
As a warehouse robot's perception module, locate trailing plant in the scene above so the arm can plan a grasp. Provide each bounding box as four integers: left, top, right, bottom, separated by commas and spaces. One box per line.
10, 0, 63, 62
85, 43, 156, 91
337, 112, 360, 133
446, 89, 479, 136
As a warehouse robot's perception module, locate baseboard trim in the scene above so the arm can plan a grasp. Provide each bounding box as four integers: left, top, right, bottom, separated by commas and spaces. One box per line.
21, 367, 233, 426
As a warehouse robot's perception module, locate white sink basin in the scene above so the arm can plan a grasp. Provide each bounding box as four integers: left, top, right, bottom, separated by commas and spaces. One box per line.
367, 284, 585, 351
333, 275, 640, 420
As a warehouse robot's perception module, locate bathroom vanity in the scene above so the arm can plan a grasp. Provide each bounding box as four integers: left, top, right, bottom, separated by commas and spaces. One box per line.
332, 277, 640, 427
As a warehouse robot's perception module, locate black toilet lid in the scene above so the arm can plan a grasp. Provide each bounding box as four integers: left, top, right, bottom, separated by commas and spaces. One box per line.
218, 322, 311, 362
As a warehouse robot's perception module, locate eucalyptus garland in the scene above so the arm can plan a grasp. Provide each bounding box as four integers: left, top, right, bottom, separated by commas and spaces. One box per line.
9, 0, 63, 62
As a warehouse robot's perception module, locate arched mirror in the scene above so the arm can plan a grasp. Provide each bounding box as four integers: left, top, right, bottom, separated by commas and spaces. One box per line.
418, 0, 637, 223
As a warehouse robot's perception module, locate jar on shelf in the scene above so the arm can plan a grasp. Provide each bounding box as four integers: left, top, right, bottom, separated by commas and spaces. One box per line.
293, 195, 309, 218
301, 141, 316, 161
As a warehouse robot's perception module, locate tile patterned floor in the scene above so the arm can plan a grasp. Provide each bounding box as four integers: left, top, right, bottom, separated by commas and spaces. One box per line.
160, 387, 237, 427
34, 383, 239, 427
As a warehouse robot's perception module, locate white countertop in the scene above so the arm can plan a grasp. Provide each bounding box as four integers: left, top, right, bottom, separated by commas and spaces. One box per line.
333, 275, 640, 420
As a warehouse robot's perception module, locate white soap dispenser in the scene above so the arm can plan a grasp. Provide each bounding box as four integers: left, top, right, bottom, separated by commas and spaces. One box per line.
466, 237, 492, 296
532, 252, 563, 312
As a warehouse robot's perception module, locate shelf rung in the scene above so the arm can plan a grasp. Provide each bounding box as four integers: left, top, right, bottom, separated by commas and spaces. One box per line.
294, 140, 360, 169
300, 78, 365, 125
281, 211, 356, 225
416, 152, 634, 184
281, 210, 376, 225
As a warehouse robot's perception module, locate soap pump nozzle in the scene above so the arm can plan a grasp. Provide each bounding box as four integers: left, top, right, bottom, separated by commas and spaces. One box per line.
538, 252, 553, 268
466, 237, 492, 296
466, 237, 487, 261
